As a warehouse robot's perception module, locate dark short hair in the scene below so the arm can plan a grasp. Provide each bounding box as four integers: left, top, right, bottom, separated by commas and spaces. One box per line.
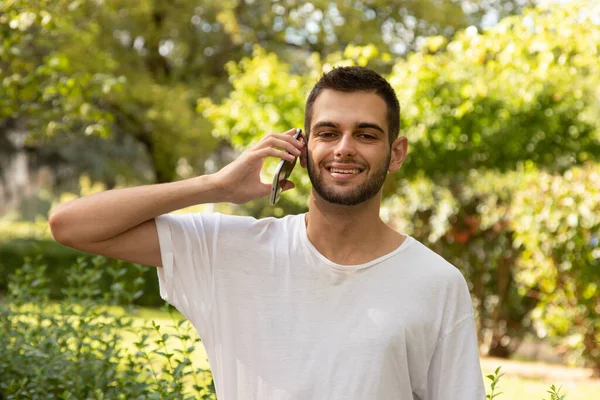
304, 66, 400, 146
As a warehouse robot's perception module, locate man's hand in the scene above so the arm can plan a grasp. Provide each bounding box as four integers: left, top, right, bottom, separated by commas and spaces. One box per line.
214, 128, 307, 204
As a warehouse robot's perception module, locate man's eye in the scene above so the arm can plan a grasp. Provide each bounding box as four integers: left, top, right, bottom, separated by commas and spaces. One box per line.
359, 134, 377, 140
318, 132, 336, 138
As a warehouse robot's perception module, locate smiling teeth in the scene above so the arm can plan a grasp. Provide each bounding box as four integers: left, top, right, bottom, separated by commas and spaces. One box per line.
330, 168, 360, 174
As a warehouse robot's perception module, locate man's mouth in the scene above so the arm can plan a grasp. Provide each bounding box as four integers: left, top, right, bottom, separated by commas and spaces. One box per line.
325, 165, 365, 180
327, 167, 362, 175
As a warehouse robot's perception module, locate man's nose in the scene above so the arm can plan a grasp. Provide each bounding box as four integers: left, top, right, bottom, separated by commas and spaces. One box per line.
334, 133, 356, 157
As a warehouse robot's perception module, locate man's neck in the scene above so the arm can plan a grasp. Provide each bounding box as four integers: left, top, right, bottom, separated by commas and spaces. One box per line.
305, 193, 403, 266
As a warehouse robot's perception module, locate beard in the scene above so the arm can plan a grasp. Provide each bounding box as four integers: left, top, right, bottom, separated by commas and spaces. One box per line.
307, 150, 391, 206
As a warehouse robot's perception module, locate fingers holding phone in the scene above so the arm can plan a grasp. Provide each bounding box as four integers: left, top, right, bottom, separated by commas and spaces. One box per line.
270, 128, 303, 205
256, 128, 303, 157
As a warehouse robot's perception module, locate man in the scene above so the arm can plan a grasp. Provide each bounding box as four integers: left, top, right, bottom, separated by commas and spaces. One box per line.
49, 66, 485, 399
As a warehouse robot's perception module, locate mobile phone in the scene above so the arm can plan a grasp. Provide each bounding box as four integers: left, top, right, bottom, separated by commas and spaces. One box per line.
270, 128, 303, 206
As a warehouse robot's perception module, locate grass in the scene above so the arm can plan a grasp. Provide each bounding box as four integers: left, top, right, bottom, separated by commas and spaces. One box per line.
480, 358, 600, 400
480, 376, 598, 400
130, 306, 600, 399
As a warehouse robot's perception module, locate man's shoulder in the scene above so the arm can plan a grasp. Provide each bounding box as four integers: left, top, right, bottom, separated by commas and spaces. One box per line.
402, 237, 467, 285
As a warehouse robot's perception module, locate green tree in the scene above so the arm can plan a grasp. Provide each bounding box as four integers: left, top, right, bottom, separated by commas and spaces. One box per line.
0, 1, 120, 137
391, 1, 600, 182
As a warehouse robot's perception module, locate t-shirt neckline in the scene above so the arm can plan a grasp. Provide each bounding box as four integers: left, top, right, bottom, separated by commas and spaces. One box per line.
297, 213, 413, 272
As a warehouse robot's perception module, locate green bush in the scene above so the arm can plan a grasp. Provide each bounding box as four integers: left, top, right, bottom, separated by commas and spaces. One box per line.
0, 239, 163, 307
511, 163, 600, 371
0, 256, 215, 399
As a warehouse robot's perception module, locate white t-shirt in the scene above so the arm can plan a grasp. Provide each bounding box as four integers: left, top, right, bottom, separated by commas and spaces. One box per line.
155, 212, 485, 400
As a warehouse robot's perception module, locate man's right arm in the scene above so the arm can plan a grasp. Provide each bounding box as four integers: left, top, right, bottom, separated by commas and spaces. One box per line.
49, 175, 224, 267
48, 128, 306, 267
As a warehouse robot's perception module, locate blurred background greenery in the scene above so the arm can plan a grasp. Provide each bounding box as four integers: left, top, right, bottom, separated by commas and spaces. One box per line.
1, 0, 600, 396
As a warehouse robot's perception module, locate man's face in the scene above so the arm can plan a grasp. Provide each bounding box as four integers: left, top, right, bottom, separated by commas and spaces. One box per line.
306, 89, 394, 206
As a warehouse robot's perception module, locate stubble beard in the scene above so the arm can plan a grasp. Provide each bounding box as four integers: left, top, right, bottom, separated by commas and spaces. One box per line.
307, 150, 391, 206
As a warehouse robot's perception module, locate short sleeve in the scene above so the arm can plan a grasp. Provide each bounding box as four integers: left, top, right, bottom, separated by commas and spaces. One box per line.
154, 212, 219, 336
424, 316, 486, 400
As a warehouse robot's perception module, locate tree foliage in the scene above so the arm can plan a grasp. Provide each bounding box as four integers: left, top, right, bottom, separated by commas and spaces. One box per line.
0, 0, 120, 137
393, 1, 600, 181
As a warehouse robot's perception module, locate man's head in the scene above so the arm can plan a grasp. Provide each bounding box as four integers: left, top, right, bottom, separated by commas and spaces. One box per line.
303, 66, 407, 206
304, 66, 400, 146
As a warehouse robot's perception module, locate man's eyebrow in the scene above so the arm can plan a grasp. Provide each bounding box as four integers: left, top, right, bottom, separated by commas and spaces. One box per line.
312, 121, 339, 130
357, 122, 385, 134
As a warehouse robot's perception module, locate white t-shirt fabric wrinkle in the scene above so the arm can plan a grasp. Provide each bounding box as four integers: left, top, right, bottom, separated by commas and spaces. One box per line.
155, 212, 485, 400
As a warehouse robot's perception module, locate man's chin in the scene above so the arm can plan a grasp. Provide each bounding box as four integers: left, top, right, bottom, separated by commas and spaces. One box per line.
314, 188, 373, 206
308, 169, 382, 205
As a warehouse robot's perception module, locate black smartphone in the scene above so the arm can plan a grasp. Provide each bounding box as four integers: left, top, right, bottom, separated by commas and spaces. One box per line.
270, 128, 303, 206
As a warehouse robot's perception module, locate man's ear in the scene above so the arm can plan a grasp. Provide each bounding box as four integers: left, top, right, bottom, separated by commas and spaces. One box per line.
388, 136, 408, 173
300, 132, 308, 168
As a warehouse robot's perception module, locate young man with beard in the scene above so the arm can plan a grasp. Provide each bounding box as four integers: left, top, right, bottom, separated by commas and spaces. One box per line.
49, 66, 485, 399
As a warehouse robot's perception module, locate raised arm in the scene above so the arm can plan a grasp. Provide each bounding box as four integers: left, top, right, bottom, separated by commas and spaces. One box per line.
48, 128, 305, 267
